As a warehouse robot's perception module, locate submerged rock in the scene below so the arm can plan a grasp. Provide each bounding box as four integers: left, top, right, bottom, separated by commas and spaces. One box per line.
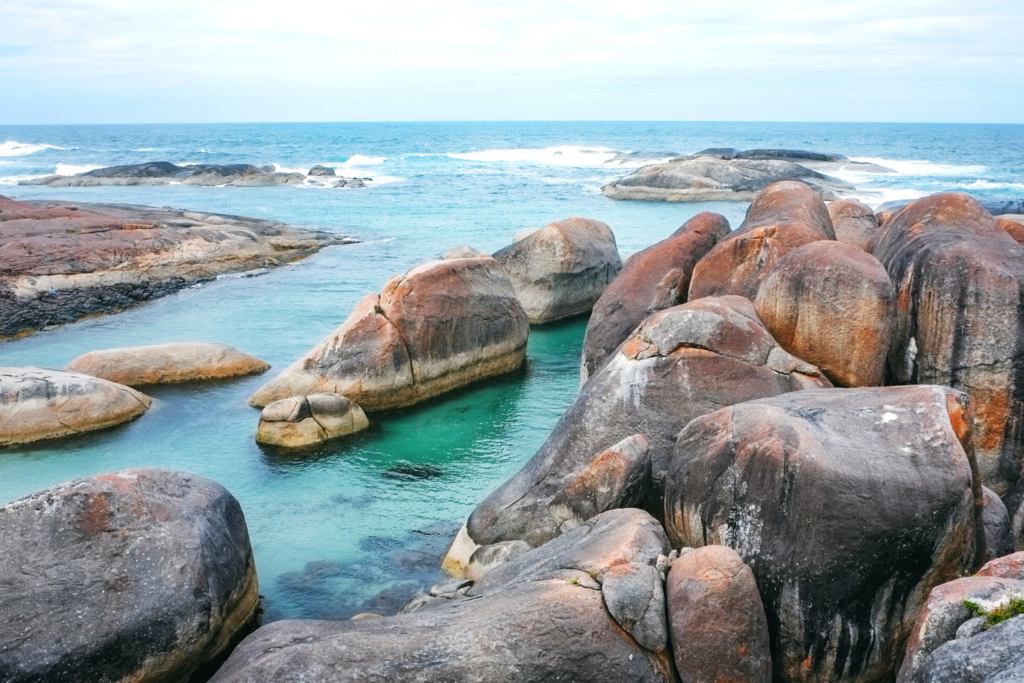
210, 509, 674, 683
0, 469, 259, 683
308, 165, 336, 177
66, 342, 269, 386
493, 217, 622, 324
581, 212, 730, 381
256, 393, 369, 448
828, 198, 880, 250
667, 545, 772, 683
666, 386, 983, 683
753, 240, 895, 387
870, 192, 1024, 495
250, 257, 529, 410
0, 367, 151, 446
0, 194, 348, 338
688, 181, 836, 300
601, 149, 887, 202
443, 296, 829, 577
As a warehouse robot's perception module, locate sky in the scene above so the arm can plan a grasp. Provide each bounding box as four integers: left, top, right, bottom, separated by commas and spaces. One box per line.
1, 0, 1023, 124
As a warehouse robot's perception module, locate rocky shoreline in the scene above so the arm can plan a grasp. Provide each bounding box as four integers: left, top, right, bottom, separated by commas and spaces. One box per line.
19, 161, 376, 188
4, 185, 1024, 682
0, 194, 354, 338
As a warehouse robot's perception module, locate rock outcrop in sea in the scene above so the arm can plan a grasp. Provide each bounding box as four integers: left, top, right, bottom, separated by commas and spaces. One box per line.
66, 342, 269, 386
0, 194, 352, 337
256, 393, 369, 448
602, 148, 894, 201
250, 256, 530, 410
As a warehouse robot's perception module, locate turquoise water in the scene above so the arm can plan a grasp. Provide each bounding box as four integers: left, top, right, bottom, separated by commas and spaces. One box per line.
2, 122, 1023, 619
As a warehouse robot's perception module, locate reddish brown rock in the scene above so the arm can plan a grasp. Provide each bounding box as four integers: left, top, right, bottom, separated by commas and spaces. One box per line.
996, 216, 1024, 245
445, 296, 830, 577
753, 240, 895, 387
492, 217, 622, 324
250, 258, 529, 410
667, 546, 771, 683
977, 551, 1024, 580
688, 181, 836, 300
0, 195, 346, 338
581, 212, 730, 381
870, 192, 1024, 495
666, 386, 983, 683
828, 198, 879, 250
66, 342, 269, 386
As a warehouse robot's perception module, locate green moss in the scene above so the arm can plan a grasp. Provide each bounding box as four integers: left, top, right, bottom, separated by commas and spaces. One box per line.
566, 576, 579, 585
962, 598, 1024, 629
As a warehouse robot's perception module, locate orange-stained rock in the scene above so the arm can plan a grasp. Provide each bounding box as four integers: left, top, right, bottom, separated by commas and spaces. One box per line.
250, 258, 529, 410
976, 551, 1024, 580
66, 342, 268, 386
581, 212, 730, 381
667, 385, 983, 683
493, 217, 622, 324
997, 216, 1024, 245
753, 240, 895, 387
688, 181, 835, 300
666, 546, 771, 683
828, 198, 879, 250
870, 192, 1024, 495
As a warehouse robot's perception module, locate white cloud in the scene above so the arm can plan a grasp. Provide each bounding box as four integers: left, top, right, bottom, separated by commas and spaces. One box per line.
0, 0, 1021, 122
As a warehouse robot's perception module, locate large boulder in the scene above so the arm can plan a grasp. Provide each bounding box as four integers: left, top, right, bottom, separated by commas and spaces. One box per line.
581, 212, 730, 381
667, 545, 772, 683
250, 257, 529, 410
870, 192, 1024, 495
256, 393, 369, 448
600, 149, 884, 202
665, 386, 984, 683
66, 342, 269, 386
688, 181, 836, 300
0, 367, 151, 446
753, 240, 895, 387
897, 553, 1024, 683
828, 198, 880, 250
443, 296, 830, 578
0, 469, 259, 683
492, 217, 622, 324
210, 509, 674, 683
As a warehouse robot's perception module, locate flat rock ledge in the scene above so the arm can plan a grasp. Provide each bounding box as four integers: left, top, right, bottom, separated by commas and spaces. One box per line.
66, 342, 269, 386
0, 366, 151, 446
0, 194, 355, 337
603, 148, 893, 201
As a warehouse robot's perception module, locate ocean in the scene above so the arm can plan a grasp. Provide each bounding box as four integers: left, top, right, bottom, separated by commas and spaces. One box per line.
1, 121, 1022, 620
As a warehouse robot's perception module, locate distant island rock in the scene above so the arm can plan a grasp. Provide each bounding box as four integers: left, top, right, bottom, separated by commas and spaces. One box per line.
0, 194, 355, 337
603, 148, 894, 201
18, 161, 375, 188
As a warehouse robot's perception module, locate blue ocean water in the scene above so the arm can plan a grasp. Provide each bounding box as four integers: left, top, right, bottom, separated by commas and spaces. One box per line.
1, 122, 1023, 620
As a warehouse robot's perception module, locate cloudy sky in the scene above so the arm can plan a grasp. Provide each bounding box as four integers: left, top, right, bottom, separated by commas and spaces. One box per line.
1, 0, 1022, 124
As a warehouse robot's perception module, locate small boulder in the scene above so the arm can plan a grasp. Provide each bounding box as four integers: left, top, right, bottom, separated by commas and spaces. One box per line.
66, 342, 269, 386
444, 296, 830, 576
0, 367, 151, 446
667, 545, 772, 683
666, 386, 983, 683
210, 509, 674, 683
984, 487, 1015, 562
0, 469, 259, 683
250, 258, 529, 410
870, 192, 1024, 495
688, 181, 836, 300
308, 165, 336, 177
493, 217, 623, 324
581, 212, 730, 381
441, 245, 486, 260
753, 240, 895, 387
828, 198, 879, 250
256, 393, 368, 448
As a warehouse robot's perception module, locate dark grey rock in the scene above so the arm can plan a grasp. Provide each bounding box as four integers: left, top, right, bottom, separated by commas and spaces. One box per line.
985, 486, 1015, 561
308, 165, 336, 177
915, 616, 1024, 683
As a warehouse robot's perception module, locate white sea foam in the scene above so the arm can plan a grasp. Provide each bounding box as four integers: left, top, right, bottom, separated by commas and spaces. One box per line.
959, 180, 1024, 191
344, 154, 386, 165
55, 163, 102, 176
0, 141, 64, 156
849, 188, 931, 207
446, 145, 672, 168
133, 147, 155, 152
850, 157, 987, 176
